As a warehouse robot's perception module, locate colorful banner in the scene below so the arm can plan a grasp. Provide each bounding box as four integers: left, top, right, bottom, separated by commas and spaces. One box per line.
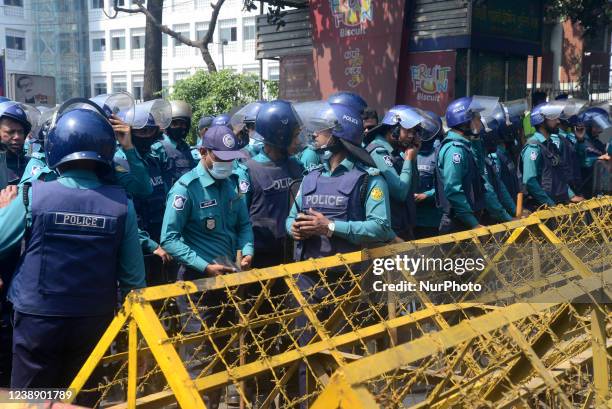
403, 51, 456, 116
309, 0, 407, 112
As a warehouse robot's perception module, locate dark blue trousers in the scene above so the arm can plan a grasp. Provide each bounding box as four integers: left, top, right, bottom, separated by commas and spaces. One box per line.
11, 311, 112, 391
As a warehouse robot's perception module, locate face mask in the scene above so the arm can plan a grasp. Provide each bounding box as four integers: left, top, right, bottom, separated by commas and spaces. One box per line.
133, 136, 158, 153
166, 127, 188, 140
208, 160, 233, 179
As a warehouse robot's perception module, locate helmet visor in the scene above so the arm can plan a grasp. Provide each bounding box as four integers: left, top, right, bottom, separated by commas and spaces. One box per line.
131, 99, 172, 130
90, 92, 136, 124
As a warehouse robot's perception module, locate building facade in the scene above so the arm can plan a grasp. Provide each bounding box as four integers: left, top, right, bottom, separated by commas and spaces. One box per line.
87, 0, 279, 99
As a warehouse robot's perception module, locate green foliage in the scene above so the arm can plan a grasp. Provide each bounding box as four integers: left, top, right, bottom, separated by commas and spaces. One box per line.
169, 69, 261, 144
264, 79, 279, 100
545, 0, 612, 37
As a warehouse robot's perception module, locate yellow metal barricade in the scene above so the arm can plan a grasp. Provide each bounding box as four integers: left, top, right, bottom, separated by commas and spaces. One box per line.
65, 197, 611, 408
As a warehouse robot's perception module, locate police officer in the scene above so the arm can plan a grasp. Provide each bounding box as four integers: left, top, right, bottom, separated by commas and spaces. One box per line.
156, 100, 197, 188
212, 113, 231, 127
362, 107, 379, 134
160, 125, 253, 407
520, 102, 584, 207
198, 115, 214, 141
236, 100, 304, 267
366, 105, 422, 240
328, 91, 368, 115
0, 102, 145, 396
115, 100, 173, 284
0, 101, 32, 184
286, 102, 393, 405
230, 101, 266, 158
436, 97, 487, 233
415, 111, 443, 239
575, 107, 610, 198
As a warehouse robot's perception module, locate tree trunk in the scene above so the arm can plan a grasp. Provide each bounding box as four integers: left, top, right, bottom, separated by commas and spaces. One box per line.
199, 46, 217, 73
143, 0, 163, 101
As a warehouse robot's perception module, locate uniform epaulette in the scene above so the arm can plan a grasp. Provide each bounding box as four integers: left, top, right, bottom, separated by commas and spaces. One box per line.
304, 163, 324, 174
365, 167, 381, 176
177, 169, 199, 188
526, 137, 539, 146
451, 141, 466, 147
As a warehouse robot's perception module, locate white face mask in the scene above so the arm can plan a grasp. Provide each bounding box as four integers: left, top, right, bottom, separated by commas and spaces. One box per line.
208, 160, 233, 179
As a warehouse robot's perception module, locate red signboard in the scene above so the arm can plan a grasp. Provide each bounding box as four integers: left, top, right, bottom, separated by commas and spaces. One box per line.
309, 0, 407, 113
402, 51, 457, 116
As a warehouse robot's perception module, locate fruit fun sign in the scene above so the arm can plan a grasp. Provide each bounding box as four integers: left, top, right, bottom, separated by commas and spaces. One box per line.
404, 51, 456, 115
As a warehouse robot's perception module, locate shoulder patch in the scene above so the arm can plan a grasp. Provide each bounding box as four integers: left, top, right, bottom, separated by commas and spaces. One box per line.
452, 152, 462, 164
530, 150, 538, 161
31, 165, 41, 176
239, 179, 250, 193
370, 186, 384, 201
172, 194, 187, 210
365, 167, 380, 176
382, 155, 393, 167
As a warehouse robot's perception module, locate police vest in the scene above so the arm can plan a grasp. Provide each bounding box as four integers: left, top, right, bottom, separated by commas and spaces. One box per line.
160, 138, 196, 187
6, 151, 26, 185
246, 158, 303, 250
484, 155, 506, 205
435, 138, 486, 216
417, 149, 436, 193
295, 166, 366, 261
366, 142, 416, 237
495, 149, 521, 200
10, 180, 127, 316
523, 137, 570, 204
116, 154, 167, 243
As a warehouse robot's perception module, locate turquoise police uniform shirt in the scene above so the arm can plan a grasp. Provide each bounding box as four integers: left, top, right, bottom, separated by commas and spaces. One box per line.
367, 134, 418, 205
0, 169, 146, 296
19, 154, 49, 185
160, 162, 254, 273
520, 132, 556, 206
471, 138, 512, 222
285, 157, 395, 245
416, 148, 442, 228
112, 147, 155, 198
437, 131, 481, 228
296, 146, 320, 173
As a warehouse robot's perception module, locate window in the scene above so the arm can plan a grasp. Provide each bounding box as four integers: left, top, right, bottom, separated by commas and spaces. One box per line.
6, 30, 25, 51
4, 0, 23, 6
174, 71, 189, 83
268, 66, 279, 81
92, 37, 106, 52
132, 75, 143, 101
219, 19, 237, 43
243, 17, 256, 41
196, 23, 209, 40
162, 33, 168, 47
111, 31, 125, 50
173, 24, 189, 47
93, 79, 107, 96
91, 0, 103, 9
116, 0, 125, 5
131, 31, 144, 49
112, 75, 127, 93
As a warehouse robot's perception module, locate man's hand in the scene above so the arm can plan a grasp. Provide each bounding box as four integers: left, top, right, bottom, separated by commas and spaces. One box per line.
153, 246, 173, 264
110, 114, 133, 150
293, 208, 332, 236
0, 185, 18, 208
291, 219, 309, 241
414, 193, 428, 203
404, 147, 418, 161
570, 195, 585, 203
205, 263, 234, 277
574, 127, 586, 141
240, 255, 252, 270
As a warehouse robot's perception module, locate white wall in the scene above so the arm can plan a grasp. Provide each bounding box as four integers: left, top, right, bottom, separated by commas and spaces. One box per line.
0, 0, 38, 83
87, 0, 279, 98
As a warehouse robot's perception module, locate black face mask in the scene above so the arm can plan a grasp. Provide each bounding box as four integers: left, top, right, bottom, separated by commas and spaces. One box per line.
544, 123, 559, 135
166, 127, 189, 140
133, 136, 159, 154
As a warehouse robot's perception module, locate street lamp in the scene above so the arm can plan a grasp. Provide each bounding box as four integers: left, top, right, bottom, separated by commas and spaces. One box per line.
214, 39, 228, 70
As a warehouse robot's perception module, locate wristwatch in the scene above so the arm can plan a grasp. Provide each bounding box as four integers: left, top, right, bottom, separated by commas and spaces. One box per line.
326, 222, 335, 238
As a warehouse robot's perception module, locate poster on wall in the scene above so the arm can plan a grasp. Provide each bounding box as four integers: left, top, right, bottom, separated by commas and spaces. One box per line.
309, 0, 407, 113
10, 74, 56, 107
403, 51, 456, 116
279, 54, 321, 102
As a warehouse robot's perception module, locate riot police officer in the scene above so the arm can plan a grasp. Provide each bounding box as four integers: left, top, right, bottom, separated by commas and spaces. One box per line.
415, 111, 443, 239
286, 102, 393, 406
0, 101, 33, 185
575, 107, 610, 198
520, 102, 584, 207
236, 100, 304, 267
212, 113, 231, 127
156, 100, 197, 187
0, 101, 145, 395
230, 101, 266, 158
436, 97, 487, 233
328, 91, 368, 114
160, 125, 253, 407
366, 105, 424, 240
115, 100, 173, 284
